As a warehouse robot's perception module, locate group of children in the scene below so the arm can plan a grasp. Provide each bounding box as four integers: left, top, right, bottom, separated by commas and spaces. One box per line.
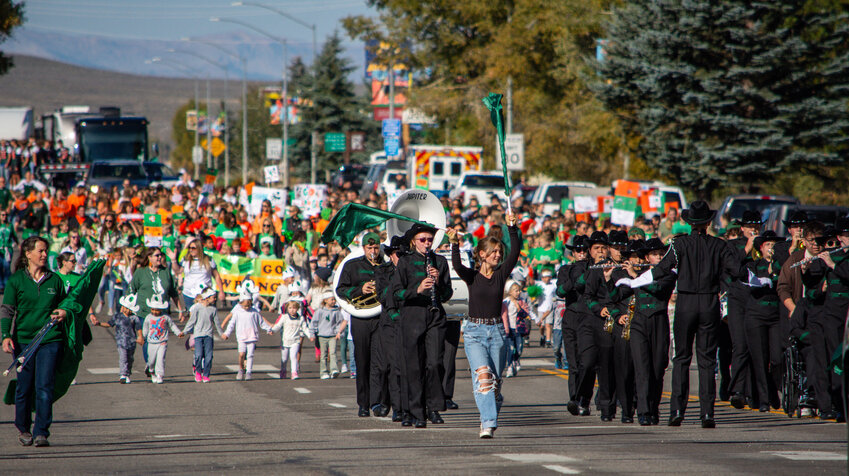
90, 279, 346, 383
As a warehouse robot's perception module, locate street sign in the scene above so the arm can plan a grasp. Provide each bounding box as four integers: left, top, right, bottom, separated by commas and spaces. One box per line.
201, 137, 226, 157
324, 132, 346, 152
266, 138, 282, 160
191, 145, 203, 164
495, 133, 525, 171
263, 165, 280, 184
350, 132, 366, 152
384, 136, 400, 157
382, 118, 401, 137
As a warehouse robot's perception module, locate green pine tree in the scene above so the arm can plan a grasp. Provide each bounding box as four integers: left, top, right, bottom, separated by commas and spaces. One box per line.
595, 0, 849, 199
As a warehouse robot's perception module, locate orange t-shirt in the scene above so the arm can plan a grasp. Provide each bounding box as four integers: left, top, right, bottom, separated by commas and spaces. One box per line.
49, 199, 72, 226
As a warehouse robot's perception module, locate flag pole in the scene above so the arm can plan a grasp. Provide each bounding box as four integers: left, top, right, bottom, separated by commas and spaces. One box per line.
482, 93, 513, 215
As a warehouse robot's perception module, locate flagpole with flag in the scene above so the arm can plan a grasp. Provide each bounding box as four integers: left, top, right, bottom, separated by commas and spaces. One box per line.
320, 203, 437, 249
482, 93, 513, 214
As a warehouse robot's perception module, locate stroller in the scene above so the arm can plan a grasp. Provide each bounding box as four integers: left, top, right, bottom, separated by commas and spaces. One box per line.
782, 336, 807, 418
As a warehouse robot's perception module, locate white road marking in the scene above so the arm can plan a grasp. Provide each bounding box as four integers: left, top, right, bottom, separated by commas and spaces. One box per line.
520, 359, 554, 367
153, 433, 230, 439
328, 403, 347, 408
87, 367, 120, 374
764, 451, 845, 461
498, 454, 578, 464
542, 465, 581, 474
153, 434, 186, 438
266, 373, 280, 379
225, 364, 278, 372
294, 387, 311, 394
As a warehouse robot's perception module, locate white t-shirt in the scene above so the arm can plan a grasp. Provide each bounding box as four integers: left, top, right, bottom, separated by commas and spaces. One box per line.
181, 258, 216, 297
61, 246, 87, 273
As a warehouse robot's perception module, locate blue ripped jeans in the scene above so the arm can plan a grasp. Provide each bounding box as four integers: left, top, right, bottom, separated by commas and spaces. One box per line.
462, 322, 507, 429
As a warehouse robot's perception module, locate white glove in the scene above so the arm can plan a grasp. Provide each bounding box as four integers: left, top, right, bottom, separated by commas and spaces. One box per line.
618, 269, 654, 289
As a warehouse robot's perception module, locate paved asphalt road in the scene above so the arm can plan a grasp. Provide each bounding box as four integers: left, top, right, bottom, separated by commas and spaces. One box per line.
1, 313, 846, 475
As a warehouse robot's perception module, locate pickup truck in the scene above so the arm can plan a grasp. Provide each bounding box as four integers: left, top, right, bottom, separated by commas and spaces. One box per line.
448, 171, 508, 205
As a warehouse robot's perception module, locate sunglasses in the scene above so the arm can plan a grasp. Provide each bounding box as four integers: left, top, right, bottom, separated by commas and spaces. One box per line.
188, 246, 197, 250
263, 224, 271, 228
151, 254, 162, 258
417, 237, 434, 243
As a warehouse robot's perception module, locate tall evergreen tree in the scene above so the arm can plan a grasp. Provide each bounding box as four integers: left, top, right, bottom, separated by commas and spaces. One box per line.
289, 33, 379, 182
0, 0, 25, 76
595, 0, 849, 198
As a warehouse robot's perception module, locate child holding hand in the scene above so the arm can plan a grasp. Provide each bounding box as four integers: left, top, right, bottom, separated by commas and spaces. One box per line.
141, 294, 185, 384
90, 293, 143, 384
222, 290, 273, 381
271, 297, 313, 379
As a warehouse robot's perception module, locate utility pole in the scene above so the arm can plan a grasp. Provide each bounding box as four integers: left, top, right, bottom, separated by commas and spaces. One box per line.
206, 75, 212, 171
311, 131, 318, 184
388, 60, 395, 122
281, 40, 289, 188
194, 80, 200, 180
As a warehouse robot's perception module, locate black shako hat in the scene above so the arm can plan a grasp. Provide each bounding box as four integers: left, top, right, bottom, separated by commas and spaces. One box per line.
681, 201, 716, 225
565, 234, 588, 250
740, 210, 764, 226
608, 230, 629, 247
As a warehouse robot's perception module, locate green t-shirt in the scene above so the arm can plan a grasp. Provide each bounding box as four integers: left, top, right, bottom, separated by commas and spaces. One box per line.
0, 223, 16, 255
129, 266, 179, 317
57, 271, 81, 292
671, 222, 693, 235
0, 188, 12, 210
529, 246, 562, 274
214, 224, 244, 244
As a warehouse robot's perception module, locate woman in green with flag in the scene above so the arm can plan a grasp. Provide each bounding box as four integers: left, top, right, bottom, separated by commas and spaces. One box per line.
1, 237, 72, 447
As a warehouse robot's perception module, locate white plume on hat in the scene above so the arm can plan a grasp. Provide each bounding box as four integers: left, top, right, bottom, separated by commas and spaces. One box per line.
288, 280, 304, 295
146, 294, 169, 310
118, 293, 140, 313
504, 279, 521, 295
282, 267, 297, 279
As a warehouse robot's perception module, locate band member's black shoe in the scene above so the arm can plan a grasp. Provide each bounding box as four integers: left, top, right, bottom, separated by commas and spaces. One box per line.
566, 400, 579, 416
392, 410, 402, 422
701, 416, 715, 428
729, 393, 746, 409
668, 411, 684, 426
358, 406, 370, 417
372, 404, 390, 417
819, 410, 838, 420
414, 419, 427, 428
428, 411, 444, 424
621, 415, 634, 424
401, 413, 413, 427
759, 404, 770, 413
650, 414, 659, 425
600, 414, 613, 422
578, 406, 591, 416
445, 399, 459, 410
638, 415, 651, 426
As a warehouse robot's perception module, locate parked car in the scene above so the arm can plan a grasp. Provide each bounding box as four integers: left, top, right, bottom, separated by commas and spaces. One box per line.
359, 163, 386, 198
144, 162, 180, 188
762, 204, 849, 237
713, 194, 799, 230
448, 171, 508, 205
331, 164, 369, 190
530, 181, 601, 216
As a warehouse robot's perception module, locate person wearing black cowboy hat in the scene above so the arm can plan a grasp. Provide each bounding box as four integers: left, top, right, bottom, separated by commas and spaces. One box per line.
571, 231, 610, 416
804, 218, 849, 421
607, 230, 639, 423
585, 230, 634, 422
741, 230, 785, 412
557, 234, 589, 415
725, 209, 762, 411
388, 222, 452, 428
372, 235, 409, 423
335, 231, 386, 418
773, 210, 810, 267
622, 238, 676, 425
616, 200, 741, 428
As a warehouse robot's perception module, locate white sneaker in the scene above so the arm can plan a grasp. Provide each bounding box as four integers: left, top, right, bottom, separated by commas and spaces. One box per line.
479, 427, 494, 439
330, 370, 340, 379
321, 373, 330, 380
95, 301, 103, 314
516, 360, 521, 371
125, 376, 131, 384
340, 364, 348, 373
245, 372, 252, 381
236, 370, 244, 381
151, 375, 157, 384
505, 366, 514, 378
801, 407, 814, 417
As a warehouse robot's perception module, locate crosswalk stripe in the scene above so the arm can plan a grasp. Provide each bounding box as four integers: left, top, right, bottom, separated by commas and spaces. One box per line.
87, 367, 120, 374
328, 403, 346, 408
765, 451, 844, 461
497, 454, 578, 463
294, 387, 311, 394
224, 364, 278, 372
543, 465, 581, 474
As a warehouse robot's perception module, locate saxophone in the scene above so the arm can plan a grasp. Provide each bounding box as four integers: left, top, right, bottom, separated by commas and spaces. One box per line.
603, 312, 614, 334
622, 295, 636, 341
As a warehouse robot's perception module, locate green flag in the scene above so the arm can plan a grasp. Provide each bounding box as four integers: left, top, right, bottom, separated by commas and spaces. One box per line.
320, 203, 435, 248
481, 92, 512, 198
5, 259, 105, 406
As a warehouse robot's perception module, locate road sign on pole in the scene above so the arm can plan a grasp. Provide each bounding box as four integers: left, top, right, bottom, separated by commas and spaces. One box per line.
382, 118, 401, 137
324, 133, 346, 152
383, 136, 400, 157
266, 138, 282, 160
191, 146, 204, 164
495, 133, 525, 171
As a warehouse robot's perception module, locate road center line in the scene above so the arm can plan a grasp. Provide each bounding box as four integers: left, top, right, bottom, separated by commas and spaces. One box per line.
328, 403, 347, 408
294, 387, 311, 394
497, 454, 578, 463
543, 464, 581, 474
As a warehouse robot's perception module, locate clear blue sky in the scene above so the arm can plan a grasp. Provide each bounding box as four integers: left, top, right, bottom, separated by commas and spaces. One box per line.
19, 0, 375, 48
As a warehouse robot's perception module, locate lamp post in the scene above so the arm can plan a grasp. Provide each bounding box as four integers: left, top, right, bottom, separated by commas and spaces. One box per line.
147, 57, 202, 180
167, 47, 232, 184
231, 1, 316, 63
211, 16, 289, 187
180, 38, 248, 186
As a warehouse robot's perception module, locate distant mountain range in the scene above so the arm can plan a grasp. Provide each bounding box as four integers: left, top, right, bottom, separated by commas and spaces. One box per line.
4, 28, 366, 81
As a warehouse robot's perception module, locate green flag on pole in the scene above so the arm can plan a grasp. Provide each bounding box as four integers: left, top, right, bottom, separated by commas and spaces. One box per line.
481, 93, 512, 199
320, 203, 435, 248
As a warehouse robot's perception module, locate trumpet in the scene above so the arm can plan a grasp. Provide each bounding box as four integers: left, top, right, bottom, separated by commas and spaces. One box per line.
788, 245, 849, 269
622, 296, 636, 341
588, 263, 652, 270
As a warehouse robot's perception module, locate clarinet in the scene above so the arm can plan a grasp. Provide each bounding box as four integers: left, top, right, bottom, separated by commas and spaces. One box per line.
425, 249, 439, 312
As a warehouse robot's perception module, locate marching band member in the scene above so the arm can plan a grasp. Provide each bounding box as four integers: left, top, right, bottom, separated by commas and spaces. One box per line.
581, 231, 614, 419
616, 201, 740, 428
625, 238, 675, 425
374, 236, 407, 423
335, 232, 385, 418
727, 210, 760, 410
557, 235, 589, 415
389, 223, 452, 428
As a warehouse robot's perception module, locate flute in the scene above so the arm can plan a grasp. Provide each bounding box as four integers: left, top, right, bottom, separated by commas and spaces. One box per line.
588, 263, 652, 270
788, 245, 849, 269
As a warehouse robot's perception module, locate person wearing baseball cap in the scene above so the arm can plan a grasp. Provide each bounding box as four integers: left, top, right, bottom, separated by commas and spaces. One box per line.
615, 200, 742, 428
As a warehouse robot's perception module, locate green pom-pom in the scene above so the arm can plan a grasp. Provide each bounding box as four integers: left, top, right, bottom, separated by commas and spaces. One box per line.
526, 284, 543, 298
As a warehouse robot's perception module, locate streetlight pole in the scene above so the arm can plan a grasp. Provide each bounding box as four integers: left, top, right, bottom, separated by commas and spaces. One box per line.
148, 57, 202, 180
211, 17, 289, 186
231, 1, 317, 63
